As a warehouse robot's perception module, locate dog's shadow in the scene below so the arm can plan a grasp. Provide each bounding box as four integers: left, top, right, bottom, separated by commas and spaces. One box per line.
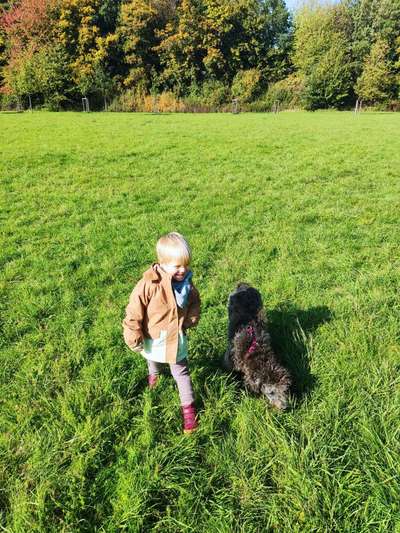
267, 303, 332, 401
194, 303, 332, 408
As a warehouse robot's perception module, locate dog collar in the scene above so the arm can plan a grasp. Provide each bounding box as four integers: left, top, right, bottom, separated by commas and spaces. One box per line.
245, 325, 259, 358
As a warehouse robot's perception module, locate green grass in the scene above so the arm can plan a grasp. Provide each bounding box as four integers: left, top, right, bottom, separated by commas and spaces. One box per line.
1, 110, 400, 532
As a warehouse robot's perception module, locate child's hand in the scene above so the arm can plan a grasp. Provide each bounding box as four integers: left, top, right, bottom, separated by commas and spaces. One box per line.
132, 343, 143, 353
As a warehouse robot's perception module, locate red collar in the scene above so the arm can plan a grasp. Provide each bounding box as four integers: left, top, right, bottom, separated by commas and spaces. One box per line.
245, 325, 259, 359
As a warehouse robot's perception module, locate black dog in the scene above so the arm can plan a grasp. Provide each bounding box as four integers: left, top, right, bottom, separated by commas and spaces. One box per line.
223, 283, 292, 410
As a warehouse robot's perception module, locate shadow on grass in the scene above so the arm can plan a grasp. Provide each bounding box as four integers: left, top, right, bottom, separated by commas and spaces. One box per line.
194, 303, 332, 409
142, 112, 173, 116
267, 303, 333, 402
0, 110, 24, 114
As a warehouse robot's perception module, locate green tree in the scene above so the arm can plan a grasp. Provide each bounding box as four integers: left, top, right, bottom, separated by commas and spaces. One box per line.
4, 42, 71, 109
347, 0, 400, 102
117, 0, 176, 89
355, 38, 394, 104
97, 0, 123, 35
157, 0, 292, 92
156, 0, 205, 91
3, 47, 37, 107
35, 44, 71, 109
349, 0, 400, 72
58, 0, 102, 95
231, 68, 262, 102
294, 3, 353, 109
302, 38, 353, 109
202, 0, 291, 82
89, 62, 116, 109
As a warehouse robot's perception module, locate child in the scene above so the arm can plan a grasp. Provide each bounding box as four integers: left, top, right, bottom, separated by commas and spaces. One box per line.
122, 232, 201, 433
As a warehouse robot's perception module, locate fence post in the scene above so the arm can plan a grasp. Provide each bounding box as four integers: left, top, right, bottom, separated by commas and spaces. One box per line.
152, 96, 159, 114
272, 101, 281, 113
354, 99, 363, 113
82, 97, 90, 112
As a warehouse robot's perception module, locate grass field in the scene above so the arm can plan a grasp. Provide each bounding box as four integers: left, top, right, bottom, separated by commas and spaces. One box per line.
1, 110, 400, 532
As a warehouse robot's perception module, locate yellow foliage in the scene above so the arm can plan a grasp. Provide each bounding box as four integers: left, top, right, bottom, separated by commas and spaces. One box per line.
158, 92, 184, 112
141, 92, 184, 112
110, 91, 187, 112
142, 95, 154, 112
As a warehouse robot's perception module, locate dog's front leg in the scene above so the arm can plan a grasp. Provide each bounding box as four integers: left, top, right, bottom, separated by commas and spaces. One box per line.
222, 345, 234, 371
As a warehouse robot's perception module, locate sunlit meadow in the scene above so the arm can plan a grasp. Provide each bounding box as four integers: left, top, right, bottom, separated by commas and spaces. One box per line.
1, 110, 399, 532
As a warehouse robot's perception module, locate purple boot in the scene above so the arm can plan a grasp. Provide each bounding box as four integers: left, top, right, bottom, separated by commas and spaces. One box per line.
148, 374, 158, 389
181, 403, 198, 434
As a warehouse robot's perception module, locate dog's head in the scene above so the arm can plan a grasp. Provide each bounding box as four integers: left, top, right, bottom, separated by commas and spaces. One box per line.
228, 283, 263, 324
261, 383, 290, 411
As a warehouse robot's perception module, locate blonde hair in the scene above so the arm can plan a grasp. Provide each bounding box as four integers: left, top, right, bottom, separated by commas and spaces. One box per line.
156, 232, 191, 266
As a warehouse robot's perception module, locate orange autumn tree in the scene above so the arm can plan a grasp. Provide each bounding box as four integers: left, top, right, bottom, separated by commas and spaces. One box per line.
0, 0, 66, 106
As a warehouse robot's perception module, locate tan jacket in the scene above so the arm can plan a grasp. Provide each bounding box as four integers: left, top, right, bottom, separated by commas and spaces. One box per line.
123, 264, 201, 363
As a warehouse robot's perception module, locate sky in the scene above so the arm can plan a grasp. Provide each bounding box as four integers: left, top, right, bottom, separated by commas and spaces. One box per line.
285, 0, 339, 12
285, 0, 301, 11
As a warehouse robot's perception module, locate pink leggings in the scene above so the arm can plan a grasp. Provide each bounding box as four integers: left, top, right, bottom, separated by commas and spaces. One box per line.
147, 359, 195, 406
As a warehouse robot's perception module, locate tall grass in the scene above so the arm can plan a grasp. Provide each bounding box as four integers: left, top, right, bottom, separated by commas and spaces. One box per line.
1, 111, 399, 532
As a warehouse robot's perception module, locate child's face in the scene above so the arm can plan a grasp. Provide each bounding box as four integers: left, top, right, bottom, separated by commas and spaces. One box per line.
160, 261, 188, 281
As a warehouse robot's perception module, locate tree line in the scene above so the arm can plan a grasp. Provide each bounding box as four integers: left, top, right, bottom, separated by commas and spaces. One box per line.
0, 0, 399, 111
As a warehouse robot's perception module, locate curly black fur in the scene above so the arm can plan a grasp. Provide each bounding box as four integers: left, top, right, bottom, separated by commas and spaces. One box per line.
224, 283, 292, 410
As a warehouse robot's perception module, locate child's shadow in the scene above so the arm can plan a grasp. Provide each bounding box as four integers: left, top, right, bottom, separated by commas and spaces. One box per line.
267, 303, 333, 401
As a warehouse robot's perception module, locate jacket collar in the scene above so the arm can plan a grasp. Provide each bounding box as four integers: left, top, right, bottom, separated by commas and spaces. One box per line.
143, 263, 171, 283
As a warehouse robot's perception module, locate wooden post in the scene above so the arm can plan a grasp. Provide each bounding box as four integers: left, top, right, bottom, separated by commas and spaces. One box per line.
272, 101, 280, 113
152, 96, 159, 114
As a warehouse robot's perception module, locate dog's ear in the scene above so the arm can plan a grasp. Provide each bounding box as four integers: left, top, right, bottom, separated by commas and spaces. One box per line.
246, 287, 263, 311
257, 308, 266, 324
236, 282, 250, 290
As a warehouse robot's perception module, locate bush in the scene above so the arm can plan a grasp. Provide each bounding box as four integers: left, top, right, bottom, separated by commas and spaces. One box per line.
244, 100, 272, 112
158, 91, 184, 112
109, 83, 231, 114
0, 91, 18, 111
241, 75, 304, 112
181, 81, 230, 112
108, 89, 143, 112
387, 100, 400, 112
200, 80, 230, 107
231, 69, 262, 103
264, 74, 304, 110
301, 42, 353, 110
108, 90, 184, 112
181, 93, 210, 112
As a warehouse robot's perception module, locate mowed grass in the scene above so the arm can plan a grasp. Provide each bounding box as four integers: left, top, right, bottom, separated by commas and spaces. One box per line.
1, 110, 399, 532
